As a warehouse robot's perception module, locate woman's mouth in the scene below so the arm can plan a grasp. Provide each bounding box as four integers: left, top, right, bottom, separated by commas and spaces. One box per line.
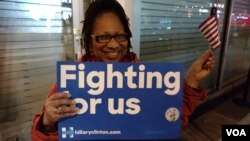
104, 51, 120, 60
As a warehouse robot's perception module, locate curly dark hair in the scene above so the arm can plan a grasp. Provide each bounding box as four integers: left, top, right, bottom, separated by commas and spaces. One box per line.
81, 0, 133, 61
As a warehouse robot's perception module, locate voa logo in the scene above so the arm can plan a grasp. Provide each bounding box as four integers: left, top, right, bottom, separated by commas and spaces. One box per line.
62, 127, 74, 139
226, 129, 246, 136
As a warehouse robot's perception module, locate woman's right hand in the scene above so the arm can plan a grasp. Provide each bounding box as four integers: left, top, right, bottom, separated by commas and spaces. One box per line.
42, 92, 78, 130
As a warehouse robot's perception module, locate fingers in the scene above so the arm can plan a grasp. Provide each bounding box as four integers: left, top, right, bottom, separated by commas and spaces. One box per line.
56, 106, 79, 118
49, 93, 76, 108
43, 92, 78, 126
185, 50, 216, 87
205, 57, 215, 69
57, 105, 78, 115
196, 50, 214, 66
196, 69, 211, 81
196, 52, 215, 80
203, 51, 215, 69
49, 92, 71, 100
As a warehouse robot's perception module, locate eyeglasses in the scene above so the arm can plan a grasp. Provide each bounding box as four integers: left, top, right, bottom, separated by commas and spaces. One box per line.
91, 33, 128, 43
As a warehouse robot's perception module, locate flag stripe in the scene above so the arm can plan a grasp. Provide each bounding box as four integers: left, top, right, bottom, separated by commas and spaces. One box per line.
210, 36, 219, 45
198, 15, 221, 49
212, 40, 221, 49
207, 31, 219, 42
202, 23, 218, 36
200, 21, 217, 34
203, 25, 218, 38
199, 16, 216, 31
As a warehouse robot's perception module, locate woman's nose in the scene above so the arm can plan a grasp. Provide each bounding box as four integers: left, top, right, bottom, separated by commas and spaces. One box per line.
107, 38, 119, 49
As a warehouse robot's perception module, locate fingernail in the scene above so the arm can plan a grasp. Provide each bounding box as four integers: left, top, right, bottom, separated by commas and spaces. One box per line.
68, 93, 71, 97
75, 107, 79, 112
63, 91, 71, 97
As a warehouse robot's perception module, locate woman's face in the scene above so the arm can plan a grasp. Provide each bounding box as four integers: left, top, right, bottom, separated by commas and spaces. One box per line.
91, 12, 128, 62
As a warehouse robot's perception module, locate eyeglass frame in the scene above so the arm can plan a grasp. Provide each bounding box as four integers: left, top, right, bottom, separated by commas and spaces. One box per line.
91, 33, 129, 43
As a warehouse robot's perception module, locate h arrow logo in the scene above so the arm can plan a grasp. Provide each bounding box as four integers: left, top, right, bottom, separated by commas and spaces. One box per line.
62, 127, 74, 139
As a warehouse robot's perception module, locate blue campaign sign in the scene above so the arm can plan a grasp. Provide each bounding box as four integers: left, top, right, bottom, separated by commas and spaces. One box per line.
57, 62, 183, 141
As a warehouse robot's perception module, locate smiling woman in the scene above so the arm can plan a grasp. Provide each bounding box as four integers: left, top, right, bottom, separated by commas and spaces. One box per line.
31, 0, 215, 140
1, 0, 249, 140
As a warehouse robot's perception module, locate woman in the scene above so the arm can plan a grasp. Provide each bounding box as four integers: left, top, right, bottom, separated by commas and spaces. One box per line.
31, 0, 215, 140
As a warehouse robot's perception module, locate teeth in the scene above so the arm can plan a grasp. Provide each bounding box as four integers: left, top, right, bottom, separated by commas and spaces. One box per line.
107, 52, 118, 56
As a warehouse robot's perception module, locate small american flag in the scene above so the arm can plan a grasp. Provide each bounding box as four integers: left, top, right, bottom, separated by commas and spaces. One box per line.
198, 15, 221, 49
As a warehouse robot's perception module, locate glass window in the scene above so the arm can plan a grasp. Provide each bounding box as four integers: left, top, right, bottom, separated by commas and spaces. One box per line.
0, 0, 73, 140
139, 0, 226, 90
223, 0, 250, 84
